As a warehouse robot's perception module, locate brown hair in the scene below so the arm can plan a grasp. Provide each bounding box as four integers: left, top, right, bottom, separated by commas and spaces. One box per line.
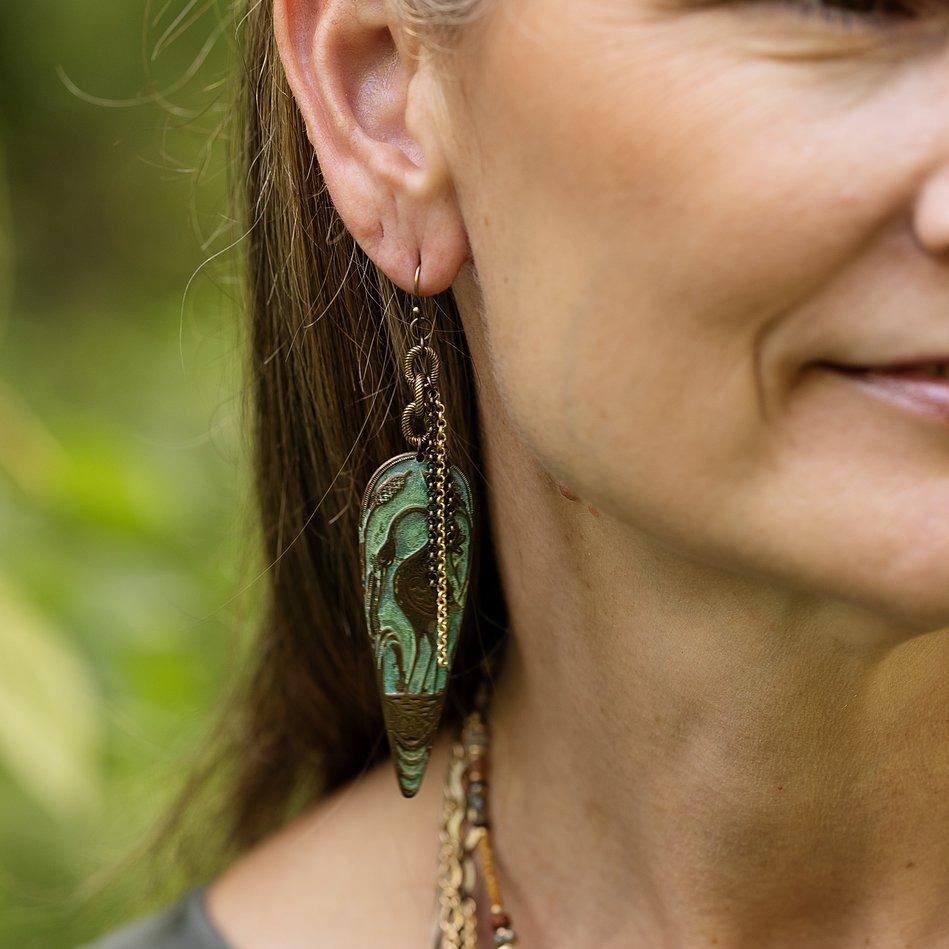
73, 2, 505, 925
223, 0, 505, 851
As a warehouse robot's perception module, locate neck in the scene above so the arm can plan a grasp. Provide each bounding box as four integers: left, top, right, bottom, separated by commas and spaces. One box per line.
477, 397, 949, 949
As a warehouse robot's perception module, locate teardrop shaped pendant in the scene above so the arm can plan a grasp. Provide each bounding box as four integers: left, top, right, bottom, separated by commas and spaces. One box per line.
358, 268, 475, 797
359, 452, 474, 796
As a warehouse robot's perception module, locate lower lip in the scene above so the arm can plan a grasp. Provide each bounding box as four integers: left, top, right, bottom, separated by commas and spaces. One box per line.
821, 364, 949, 424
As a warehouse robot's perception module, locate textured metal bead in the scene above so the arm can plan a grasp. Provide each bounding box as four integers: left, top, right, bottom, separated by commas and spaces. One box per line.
493, 928, 519, 947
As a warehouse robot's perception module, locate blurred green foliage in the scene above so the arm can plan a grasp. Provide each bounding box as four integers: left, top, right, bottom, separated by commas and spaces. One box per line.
0, 2, 257, 945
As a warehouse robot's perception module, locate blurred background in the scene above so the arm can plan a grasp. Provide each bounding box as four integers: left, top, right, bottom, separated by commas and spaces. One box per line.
0, 2, 257, 945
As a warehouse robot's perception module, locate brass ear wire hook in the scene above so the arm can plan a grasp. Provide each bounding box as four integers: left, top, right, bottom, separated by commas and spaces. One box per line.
410, 260, 434, 347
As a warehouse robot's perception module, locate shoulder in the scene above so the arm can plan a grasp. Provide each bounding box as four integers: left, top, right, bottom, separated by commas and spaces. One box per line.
78, 888, 228, 949
203, 731, 453, 949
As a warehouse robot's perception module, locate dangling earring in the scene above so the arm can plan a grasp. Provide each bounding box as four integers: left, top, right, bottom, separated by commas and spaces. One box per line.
358, 261, 475, 798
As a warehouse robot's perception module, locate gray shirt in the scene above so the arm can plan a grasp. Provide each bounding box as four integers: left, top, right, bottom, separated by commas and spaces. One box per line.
79, 883, 443, 946
78, 887, 231, 949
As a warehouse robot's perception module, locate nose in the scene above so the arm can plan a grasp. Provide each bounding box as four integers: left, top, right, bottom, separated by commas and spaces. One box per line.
912, 46, 949, 257
914, 163, 949, 256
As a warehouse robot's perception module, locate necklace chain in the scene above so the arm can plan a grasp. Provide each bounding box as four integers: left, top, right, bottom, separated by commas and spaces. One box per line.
434, 740, 479, 947
433, 687, 519, 948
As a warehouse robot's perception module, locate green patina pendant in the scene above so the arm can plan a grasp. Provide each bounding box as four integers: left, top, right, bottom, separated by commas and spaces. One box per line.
359, 451, 474, 797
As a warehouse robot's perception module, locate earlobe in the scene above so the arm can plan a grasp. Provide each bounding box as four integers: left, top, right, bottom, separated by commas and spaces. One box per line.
272, 0, 470, 294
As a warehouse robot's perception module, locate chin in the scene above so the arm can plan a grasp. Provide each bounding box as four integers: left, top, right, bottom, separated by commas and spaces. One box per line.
851, 579, 949, 637
811, 549, 949, 640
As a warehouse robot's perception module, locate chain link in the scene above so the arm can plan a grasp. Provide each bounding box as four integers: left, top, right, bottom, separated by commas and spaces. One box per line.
433, 740, 478, 948
401, 302, 452, 671
430, 392, 450, 669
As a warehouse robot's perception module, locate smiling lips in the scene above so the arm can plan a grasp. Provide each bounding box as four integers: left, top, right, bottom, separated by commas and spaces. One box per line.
818, 358, 949, 421
836, 360, 949, 379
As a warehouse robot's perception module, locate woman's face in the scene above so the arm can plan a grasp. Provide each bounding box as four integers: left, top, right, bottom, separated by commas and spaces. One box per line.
435, 0, 949, 631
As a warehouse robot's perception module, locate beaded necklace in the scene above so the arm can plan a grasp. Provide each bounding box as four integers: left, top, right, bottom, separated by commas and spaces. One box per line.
432, 680, 519, 948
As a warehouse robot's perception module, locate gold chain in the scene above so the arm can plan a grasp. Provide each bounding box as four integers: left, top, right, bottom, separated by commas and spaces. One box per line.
433, 740, 478, 948
401, 294, 451, 671
431, 393, 450, 669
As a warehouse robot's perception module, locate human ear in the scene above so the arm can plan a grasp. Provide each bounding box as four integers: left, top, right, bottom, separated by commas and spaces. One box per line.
273, 0, 470, 294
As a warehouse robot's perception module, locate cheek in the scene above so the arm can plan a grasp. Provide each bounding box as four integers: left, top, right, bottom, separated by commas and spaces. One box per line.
454, 2, 913, 514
